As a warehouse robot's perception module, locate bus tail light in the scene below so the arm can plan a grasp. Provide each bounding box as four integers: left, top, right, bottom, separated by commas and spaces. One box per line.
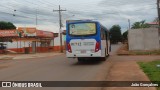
67, 43, 72, 53
95, 42, 100, 52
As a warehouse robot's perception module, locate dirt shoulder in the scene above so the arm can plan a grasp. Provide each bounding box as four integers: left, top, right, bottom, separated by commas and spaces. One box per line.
102, 55, 160, 90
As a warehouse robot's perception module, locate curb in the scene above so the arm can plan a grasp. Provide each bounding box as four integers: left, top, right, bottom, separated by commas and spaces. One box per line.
0, 53, 64, 60
12, 53, 63, 60
0, 57, 14, 60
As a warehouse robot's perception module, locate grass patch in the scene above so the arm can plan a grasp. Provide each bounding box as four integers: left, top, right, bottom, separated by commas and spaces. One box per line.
138, 60, 160, 90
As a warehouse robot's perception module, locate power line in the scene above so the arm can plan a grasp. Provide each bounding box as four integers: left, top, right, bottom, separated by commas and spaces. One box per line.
0, 0, 155, 15
0, 3, 57, 22
157, 0, 160, 32
39, 0, 59, 7
0, 1, 156, 25
0, 10, 55, 23
7, 0, 55, 14
23, 0, 54, 10
0, 3, 54, 17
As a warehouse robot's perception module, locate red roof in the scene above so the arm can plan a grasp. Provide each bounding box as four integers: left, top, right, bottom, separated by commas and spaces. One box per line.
147, 22, 158, 25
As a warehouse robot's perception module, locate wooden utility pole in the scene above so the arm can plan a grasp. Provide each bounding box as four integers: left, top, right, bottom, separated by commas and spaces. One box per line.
36, 9, 38, 28
157, 0, 160, 29
128, 19, 131, 30
53, 5, 66, 53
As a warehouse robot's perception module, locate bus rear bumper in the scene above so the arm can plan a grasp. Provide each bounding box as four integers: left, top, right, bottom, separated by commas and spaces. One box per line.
66, 50, 102, 58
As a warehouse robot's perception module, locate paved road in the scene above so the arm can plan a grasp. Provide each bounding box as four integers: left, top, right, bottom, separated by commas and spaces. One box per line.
0, 44, 159, 90
0, 44, 121, 90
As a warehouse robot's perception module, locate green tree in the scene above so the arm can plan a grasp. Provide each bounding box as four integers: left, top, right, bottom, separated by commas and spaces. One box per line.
0, 21, 16, 30
122, 30, 128, 40
110, 25, 122, 43
131, 20, 150, 29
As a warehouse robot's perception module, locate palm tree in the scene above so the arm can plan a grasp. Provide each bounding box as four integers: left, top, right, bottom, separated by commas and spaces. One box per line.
131, 20, 150, 29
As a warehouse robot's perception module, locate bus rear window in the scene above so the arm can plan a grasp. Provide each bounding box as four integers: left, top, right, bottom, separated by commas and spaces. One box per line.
69, 23, 96, 36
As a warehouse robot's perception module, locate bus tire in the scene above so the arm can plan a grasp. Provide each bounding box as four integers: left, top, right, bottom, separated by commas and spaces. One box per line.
106, 46, 110, 57
101, 56, 106, 61
78, 58, 83, 62
101, 49, 107, 61
107, 49, 110, 57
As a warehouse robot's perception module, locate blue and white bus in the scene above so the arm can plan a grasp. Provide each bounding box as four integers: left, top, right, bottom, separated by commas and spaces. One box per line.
66, 20, 111, 62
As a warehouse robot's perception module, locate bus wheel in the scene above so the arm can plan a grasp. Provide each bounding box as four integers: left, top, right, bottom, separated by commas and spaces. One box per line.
78, 58, 84, 62
101, 56, 106, 61
101, 50, 107, 61
107, 49, 110, 57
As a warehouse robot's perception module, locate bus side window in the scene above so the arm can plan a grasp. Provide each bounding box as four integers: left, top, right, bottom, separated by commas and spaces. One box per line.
100, 28, 102, 39
103, 31, 106, 40
105, 31, 107, 40
101, 27, 106, 40
105, 31, 109, 40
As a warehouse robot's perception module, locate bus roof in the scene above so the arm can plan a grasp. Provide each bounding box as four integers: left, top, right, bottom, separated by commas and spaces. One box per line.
66, 20, 109, 32
66, 20, 98, 23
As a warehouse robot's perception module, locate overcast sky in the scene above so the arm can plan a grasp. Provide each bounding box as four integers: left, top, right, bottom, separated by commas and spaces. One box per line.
0, 0, 157, 33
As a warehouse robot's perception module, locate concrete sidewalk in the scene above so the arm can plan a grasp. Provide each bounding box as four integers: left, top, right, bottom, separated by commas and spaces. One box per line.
103, 55, 159, 90
0, 52, 63, 60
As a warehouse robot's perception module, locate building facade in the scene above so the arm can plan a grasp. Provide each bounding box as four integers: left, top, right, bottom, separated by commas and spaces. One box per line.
0, 27, 60, 53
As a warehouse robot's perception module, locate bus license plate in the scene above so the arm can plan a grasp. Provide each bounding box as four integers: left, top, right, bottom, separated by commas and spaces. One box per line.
81, 50, 86, 53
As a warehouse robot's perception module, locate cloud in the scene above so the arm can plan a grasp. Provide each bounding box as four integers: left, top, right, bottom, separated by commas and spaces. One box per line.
96, 0, 157, 31
0, 0, 157, 33
98, 0, 156, 19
